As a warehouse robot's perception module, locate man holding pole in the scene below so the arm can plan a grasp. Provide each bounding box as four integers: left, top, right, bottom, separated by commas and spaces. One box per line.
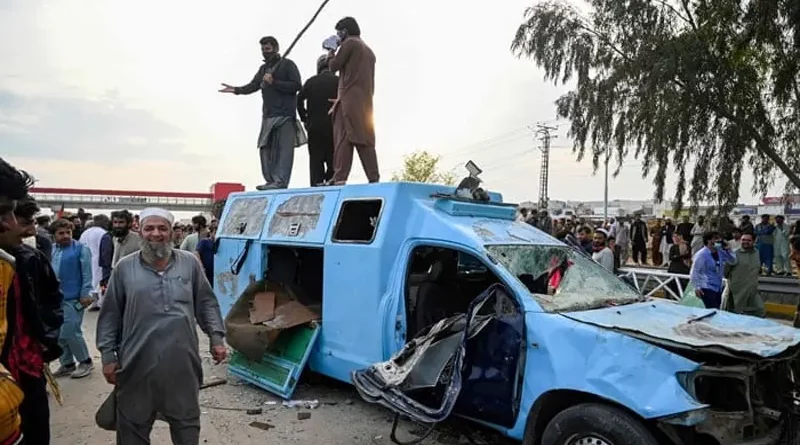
220, 36, 304, 190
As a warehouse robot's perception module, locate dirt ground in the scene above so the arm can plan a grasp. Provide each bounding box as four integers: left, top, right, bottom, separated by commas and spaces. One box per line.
49, 311, 508, 445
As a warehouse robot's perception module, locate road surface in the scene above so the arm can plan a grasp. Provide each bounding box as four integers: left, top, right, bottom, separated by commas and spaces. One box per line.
49, 311, 506, 445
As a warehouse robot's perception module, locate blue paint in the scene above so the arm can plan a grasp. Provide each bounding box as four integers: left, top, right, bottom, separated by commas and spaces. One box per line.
215, 182, 796, 441
564, 300, 800, 357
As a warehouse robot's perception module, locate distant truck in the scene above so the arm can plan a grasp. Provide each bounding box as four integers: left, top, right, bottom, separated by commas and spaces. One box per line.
214, 168, 800, 445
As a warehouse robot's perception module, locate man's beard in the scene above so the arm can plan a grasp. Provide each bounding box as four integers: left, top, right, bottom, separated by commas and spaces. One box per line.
112, 227, 129, 238
140, 239, 172, 262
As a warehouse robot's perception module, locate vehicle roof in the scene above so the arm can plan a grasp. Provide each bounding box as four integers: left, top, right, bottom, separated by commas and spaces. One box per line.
218, 181, 562, 250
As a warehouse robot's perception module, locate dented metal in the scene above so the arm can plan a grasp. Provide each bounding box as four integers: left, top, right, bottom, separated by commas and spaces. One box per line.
267, 194, 324, 238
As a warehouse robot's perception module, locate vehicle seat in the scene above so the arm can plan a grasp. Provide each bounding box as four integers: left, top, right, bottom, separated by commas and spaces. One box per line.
414, 255, 461, 336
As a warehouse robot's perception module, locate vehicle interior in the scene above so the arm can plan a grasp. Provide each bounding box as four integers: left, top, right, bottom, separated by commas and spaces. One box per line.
265, 245, 323, 312
405, 246, 500, 337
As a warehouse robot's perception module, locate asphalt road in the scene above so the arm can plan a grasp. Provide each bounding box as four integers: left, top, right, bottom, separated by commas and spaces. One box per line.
49, 310, 507, 445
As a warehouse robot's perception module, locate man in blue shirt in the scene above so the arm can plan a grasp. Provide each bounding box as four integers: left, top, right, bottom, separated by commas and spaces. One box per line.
690, 231, 736, 309
50, 219, 94, 378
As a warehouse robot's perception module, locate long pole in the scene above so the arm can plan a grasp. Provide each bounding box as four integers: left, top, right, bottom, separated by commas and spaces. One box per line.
283, 0, 334, 58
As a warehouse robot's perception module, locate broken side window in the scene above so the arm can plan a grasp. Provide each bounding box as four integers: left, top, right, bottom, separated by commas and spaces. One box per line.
332, 199, 382, 243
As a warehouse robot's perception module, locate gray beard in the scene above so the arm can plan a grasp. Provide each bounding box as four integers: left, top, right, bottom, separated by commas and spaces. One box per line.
140, 240, 173, 263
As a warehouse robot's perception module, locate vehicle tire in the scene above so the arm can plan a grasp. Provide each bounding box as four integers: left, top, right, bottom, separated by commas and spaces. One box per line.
537, 403, 659, 445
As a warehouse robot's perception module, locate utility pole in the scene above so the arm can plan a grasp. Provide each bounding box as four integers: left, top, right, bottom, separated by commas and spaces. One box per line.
534, 124, 558, 211
604, 144, 610, 223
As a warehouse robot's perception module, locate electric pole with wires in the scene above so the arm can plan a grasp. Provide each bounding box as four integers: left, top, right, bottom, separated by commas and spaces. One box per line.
533, 124, 558, 211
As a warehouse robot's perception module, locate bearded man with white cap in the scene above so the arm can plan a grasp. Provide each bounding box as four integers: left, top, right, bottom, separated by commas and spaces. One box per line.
96, 207, 226, 445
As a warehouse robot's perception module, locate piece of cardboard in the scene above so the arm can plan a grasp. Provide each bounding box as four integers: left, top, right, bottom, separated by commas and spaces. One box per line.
249, 291, 276, 324
262, 300, 319, 330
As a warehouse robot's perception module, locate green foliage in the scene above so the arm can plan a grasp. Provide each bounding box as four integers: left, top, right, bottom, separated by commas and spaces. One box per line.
511, 0, 800, 212
391, 151, 457, 185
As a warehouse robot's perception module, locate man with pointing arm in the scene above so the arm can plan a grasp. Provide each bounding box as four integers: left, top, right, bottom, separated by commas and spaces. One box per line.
96, 207, 226, 445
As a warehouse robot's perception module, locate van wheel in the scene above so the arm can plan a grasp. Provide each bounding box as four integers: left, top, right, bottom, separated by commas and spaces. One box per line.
538, 403, 658, 445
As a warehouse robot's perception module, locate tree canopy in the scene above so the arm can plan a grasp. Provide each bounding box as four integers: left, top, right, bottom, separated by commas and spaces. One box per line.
511, 0, 800, 212
391, 151, 457, 185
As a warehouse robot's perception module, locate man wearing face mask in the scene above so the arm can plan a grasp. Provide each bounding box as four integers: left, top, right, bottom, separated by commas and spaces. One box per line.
111, 210, 141, 268
325, 16, 379, 185
220, 36, 304, 190
690, 231, 736, 309
723, 233, 764, 317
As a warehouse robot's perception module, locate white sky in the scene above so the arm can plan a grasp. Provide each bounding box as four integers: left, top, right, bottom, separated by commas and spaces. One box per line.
0, 0, 785, 207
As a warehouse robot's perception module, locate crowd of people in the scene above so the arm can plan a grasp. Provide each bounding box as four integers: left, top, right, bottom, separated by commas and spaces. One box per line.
220, 16, 378, 190
0, 156, 227, 444
519, 208, 800, 318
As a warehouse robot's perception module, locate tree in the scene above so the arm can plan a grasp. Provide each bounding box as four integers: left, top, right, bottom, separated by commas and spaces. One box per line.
511, 0, 800, 212
391, 151, 457, 185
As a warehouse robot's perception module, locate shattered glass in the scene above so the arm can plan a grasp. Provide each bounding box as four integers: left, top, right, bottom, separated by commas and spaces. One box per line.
486, 245, 642, 313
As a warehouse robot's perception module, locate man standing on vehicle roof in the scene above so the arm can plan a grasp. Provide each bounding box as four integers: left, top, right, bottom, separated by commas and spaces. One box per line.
297, 55, 339, 186
97, 207, 226, 445
690, 231, 736, 309
325, 16, 380, 185
219, 36, 305, 190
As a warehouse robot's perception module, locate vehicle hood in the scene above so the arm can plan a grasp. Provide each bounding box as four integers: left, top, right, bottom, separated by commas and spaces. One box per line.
562, 301, 800, 359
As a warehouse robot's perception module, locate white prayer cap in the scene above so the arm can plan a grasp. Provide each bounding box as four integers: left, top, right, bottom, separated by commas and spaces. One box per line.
595, 228, 609, 238
139, 207, 175, 226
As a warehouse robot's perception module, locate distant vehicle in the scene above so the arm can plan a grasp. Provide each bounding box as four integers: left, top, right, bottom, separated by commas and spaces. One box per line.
214, 164, 800, 445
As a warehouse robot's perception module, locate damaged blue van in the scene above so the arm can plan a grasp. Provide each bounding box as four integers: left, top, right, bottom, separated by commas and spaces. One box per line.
214, 168, 800, 445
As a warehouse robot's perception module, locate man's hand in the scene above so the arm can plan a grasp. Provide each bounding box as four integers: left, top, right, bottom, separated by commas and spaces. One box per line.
211, 345, 228, 364
218, 83, 235, 93
695, 288, 704, 297
102, 362, 120, 385
263, 73, 273, 84
328, 97, 339, 116
79, 296, 93, 308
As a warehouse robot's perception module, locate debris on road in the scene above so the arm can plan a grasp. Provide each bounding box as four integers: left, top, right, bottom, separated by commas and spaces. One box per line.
249, 421, 275, 431
200, 376, 227, 389
297, 412, 311, 420
282, 399, 320, 409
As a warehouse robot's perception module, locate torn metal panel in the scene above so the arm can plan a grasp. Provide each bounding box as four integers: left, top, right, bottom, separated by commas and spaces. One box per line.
351, 284, 506, 425
220, 196, 270, 237
267, 194, 324, 238
564, 300, 800, 358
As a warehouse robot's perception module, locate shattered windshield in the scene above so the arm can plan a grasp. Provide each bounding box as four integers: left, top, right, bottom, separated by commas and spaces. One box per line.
485, 244, 643, 312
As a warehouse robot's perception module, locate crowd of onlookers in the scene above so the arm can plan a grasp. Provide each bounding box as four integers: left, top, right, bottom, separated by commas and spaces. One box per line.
519, 207, 800, 319
519, 208, 799, 278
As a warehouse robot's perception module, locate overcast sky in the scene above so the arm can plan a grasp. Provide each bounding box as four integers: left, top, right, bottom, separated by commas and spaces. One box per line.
0, 0, 782, 205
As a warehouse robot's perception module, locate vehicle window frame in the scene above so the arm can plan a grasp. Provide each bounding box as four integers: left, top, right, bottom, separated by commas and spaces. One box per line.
485, 243, 642, 313
331, 197, 385, 245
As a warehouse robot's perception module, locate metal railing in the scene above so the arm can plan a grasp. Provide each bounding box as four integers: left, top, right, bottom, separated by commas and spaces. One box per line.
30, 193, 214, 212
618, 267, 800, 301
617, 267, 723, 301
